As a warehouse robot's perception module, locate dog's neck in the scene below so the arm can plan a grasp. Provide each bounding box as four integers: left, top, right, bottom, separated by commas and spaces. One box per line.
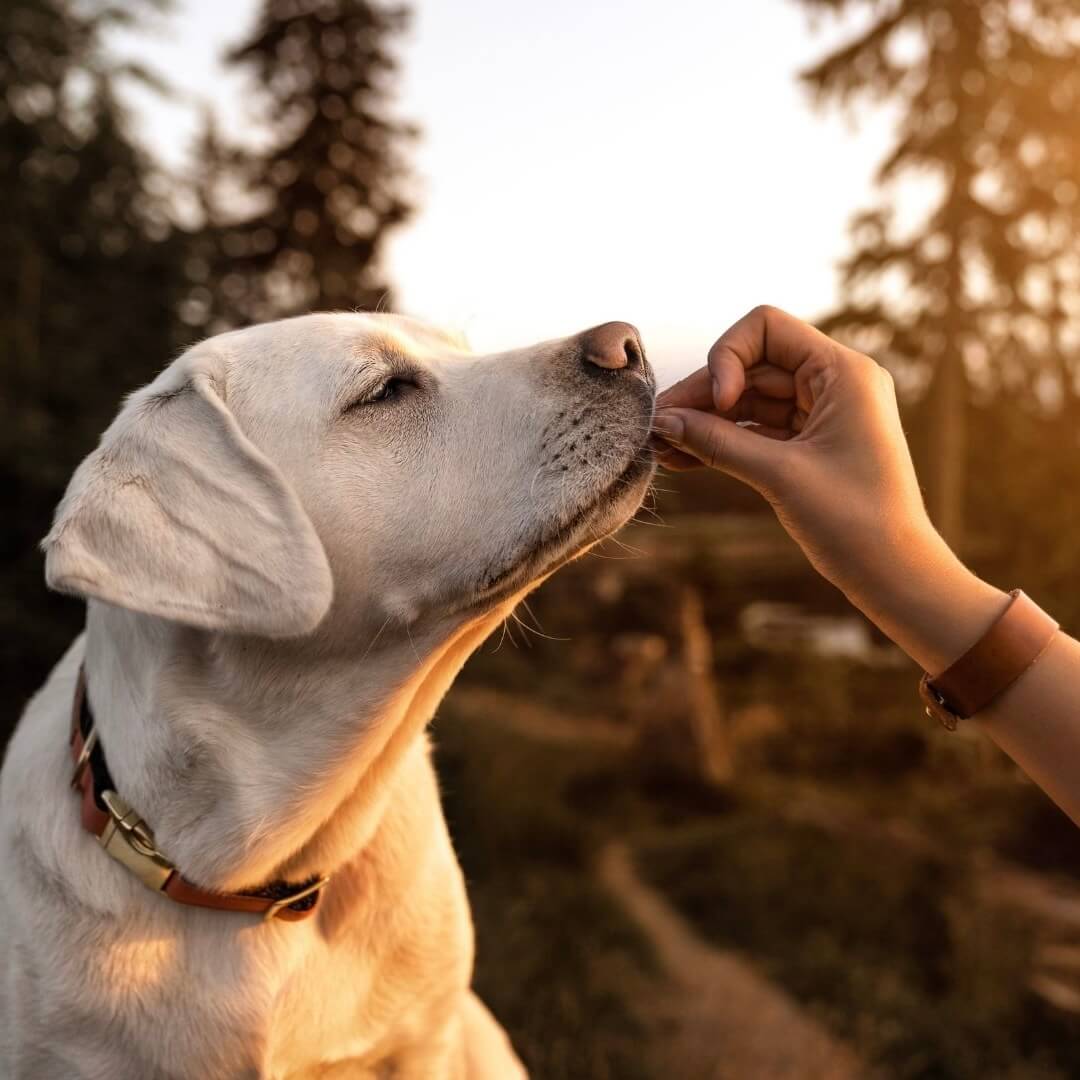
80, 598, 512, 891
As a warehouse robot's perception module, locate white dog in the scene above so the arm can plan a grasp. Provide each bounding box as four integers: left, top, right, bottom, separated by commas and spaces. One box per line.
0, 312, 655, 1079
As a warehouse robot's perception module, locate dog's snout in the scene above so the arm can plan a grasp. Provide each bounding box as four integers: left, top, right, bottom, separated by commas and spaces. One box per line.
579, 322, 644, 374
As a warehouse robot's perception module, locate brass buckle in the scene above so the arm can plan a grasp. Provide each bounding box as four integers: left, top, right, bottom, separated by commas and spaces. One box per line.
99, 789, 176, 892
263, 876, 330, 922
71, 727, 98, 789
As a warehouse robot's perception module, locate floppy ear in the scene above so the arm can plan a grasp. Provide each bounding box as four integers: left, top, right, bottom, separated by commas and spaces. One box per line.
42, 346, 333, 638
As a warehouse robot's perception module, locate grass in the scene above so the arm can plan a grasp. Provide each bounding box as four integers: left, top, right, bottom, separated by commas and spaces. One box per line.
433, 698, 656, 1080
435, 554, 1080, 1077
439, 636, 1080, 1077
637, 813, 1080, 1079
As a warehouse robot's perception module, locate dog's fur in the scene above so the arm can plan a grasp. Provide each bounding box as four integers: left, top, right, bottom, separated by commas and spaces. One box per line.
0, 313, 655, 1079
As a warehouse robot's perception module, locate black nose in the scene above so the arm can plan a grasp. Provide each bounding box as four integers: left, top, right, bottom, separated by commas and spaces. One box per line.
579, 321, 644, 373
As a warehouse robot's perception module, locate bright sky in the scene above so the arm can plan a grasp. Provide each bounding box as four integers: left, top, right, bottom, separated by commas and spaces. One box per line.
111, 0, 892, 387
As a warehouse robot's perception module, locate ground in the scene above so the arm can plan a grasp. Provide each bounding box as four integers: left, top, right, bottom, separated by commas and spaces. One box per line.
437, 657, 1080, 1079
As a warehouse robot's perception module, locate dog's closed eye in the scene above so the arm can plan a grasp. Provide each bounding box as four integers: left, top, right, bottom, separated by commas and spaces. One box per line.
367, 377, 411, 404
343, 375, 418, 413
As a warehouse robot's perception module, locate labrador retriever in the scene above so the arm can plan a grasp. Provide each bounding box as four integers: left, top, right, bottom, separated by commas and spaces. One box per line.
0, 312, 655, 1079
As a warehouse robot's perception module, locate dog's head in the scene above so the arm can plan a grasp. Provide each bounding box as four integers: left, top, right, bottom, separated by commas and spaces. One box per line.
43, 313, 655, 641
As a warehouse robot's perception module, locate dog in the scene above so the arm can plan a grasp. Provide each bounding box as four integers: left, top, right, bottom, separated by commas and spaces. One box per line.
0, 312, 655, 1079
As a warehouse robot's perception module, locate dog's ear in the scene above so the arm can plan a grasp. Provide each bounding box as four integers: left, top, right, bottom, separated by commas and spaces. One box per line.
42, 345, 333, 638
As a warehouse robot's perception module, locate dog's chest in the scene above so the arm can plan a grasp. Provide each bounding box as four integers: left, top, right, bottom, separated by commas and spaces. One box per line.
60, 851, 474, 1079
256, 833, 474, 1078
2, 644, 476, 1078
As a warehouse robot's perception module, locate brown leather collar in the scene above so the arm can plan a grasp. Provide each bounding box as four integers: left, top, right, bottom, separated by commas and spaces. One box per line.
70, 664, 328, 922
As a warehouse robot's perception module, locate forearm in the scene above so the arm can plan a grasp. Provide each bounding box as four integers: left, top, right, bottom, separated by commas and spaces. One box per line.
840, 528, 1080, 824
976, 633, 1080, 823
838, 524, 1010, 677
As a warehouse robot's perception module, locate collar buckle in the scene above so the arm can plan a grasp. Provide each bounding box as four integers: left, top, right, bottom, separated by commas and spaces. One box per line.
99, 789, 176, 892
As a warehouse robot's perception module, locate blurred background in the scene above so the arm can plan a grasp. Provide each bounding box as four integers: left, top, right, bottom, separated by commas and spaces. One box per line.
4, 0, 1080, 1075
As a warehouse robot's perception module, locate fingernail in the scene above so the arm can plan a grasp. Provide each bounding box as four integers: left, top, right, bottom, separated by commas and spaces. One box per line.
652, 410, 685, 443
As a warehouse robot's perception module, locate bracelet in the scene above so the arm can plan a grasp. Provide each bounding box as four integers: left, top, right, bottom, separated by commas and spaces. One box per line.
919, 590, 1059, 731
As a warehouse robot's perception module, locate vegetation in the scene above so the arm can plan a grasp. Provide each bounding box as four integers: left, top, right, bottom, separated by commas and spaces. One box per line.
435, 699, 655, 1080
445, 543, 1080, 1077
190, 0, 415, 330
1, 0, 189, 716
637, 815, 1071, 1078
795, 0, 1080, 548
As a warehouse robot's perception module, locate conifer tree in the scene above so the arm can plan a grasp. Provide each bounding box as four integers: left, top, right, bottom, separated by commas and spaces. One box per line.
797, 0, 1080, 548
0, 0, 183, 716
203, 0, 415, 326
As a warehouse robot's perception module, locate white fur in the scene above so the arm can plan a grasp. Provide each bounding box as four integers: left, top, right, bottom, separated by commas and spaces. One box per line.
0, 312, 654, 1079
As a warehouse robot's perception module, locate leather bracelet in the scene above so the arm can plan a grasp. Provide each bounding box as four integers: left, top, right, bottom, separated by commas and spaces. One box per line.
920, 590, 1059, 731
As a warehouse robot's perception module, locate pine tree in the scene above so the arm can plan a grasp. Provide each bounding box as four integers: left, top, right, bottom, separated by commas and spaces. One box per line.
1, 0, 185, 718
796, 0, 1080, 549
200, 0, 415, 327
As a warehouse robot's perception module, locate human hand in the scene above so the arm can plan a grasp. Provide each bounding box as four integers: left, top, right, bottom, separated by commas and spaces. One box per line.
650, 306, 1002, 666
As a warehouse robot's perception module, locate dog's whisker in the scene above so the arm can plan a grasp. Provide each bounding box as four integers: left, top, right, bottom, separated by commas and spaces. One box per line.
519, 599, 545, 634
605, 535, 646, 558
405, 624, 422, 665
509, 610, 536, 648
510, 603, 568, 643
360, 615, 393, 661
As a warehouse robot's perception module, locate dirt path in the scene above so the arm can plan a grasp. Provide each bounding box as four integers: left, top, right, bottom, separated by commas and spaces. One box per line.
458, 682, 1080, 1040
598, 841, 866, 1080
453, 685, 870, 1073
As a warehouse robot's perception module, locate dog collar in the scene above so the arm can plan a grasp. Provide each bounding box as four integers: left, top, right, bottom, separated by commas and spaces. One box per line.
69, 664, 328, 922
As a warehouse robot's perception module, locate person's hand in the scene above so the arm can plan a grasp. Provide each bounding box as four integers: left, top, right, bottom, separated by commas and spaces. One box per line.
652, 305, 930, 591
648, 305, 1080, 844
651, 305, 1006, 672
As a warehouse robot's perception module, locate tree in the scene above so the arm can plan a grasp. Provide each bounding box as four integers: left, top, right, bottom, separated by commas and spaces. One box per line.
796, 0, 1080, 549
194, 0, 415, 330
0, 0, 186, 720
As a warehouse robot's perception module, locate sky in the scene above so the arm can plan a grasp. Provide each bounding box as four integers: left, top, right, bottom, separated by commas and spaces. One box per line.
110, 0, 896, 388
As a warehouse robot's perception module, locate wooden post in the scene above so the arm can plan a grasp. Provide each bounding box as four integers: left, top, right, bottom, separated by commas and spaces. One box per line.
678, 585, 733, 785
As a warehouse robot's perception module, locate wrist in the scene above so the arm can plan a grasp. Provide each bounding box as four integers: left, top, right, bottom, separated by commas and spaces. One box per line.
840, 521, 1009, 675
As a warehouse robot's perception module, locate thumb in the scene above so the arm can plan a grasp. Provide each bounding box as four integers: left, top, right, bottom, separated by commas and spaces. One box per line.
652, 407, 781, 489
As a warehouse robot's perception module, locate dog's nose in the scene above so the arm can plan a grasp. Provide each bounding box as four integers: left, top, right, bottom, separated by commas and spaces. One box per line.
579, 322, 644, 373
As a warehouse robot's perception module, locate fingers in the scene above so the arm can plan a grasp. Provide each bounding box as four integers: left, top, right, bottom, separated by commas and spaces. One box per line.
657, 366, 714, 411
724, 392, 795, 429
707, 305, 838, 412
746, 364, 795, 400
657, 380, 795, 435
651, 441, 706, 472
654, 307, 842, 483
659, 363, 795, 415
651, 407, 782, 489
745, 424, 795, 442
